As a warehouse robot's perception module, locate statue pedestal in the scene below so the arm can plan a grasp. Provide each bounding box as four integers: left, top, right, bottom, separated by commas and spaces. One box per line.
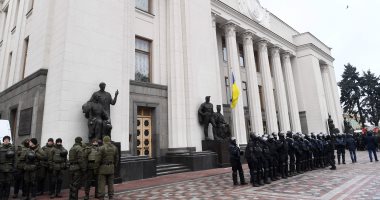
202, 140, 230, 167
111, 141, 122, 184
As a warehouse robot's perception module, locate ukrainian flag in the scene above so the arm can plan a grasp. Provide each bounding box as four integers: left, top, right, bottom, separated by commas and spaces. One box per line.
231, 72, 240, 109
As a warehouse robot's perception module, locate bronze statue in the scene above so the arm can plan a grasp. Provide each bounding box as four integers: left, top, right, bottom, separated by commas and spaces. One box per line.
327, 114, 338, 134
344, 117, 352, 133
198, 96, 215, 140
213, 105, 231, 140
83, 82, 118, 141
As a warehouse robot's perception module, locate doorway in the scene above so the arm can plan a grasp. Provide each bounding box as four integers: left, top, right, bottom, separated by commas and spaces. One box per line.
136, 107, 152, 157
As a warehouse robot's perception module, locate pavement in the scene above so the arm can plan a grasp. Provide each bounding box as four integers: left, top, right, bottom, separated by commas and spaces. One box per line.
30, 151, 380, 199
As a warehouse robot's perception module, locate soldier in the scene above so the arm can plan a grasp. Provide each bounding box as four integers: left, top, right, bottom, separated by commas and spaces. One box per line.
84, 139, 100, 200
24, 138, 47, 200
267, 134, 280, 180
325, 135, 337, 170
38, 138, 55, 196
336, 134, 346, 164
0, 136, 15, 199
260, 135, 273, 184
97, 136, 119, 200
293, 134, 303, 174
69, 137, 86, 200
13, 139, 29, 199
49, 138, 68, 198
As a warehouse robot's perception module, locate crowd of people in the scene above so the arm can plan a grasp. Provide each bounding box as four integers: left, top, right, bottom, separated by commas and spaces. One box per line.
229, 130, 379, 186
0, 135, 118, 200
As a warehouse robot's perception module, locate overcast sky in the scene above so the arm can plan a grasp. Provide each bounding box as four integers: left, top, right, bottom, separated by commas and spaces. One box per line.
260, 0, 380, 81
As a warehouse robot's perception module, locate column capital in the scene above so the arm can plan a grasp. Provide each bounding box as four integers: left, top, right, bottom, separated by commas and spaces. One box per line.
320, 64, 330, 71
281, 51, 293, 60
269, 44, 282, 55
256, 38, 270, 48
241, 30, 256, 44
222, 20, 240, 37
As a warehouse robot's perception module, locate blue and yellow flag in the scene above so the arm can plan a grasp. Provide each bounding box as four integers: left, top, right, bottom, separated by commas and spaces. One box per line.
230, 72, 240, 109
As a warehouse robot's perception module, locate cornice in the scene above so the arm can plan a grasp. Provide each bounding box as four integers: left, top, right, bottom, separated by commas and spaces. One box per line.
297, 43, 335, 62
211, 0, 296, 51
294, 32, 332, 50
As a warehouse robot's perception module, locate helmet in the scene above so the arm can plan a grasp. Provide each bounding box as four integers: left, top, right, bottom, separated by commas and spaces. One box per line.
27, 151, 36, 161
60, 149, 68, 157
6, 150, 15, 158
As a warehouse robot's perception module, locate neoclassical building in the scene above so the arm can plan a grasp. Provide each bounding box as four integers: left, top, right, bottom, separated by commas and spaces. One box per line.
0, 0, 342, 165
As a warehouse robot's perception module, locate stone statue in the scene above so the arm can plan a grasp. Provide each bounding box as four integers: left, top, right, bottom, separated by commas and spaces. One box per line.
83, 82, 118, 141
213, 105, 231, 140
327, 114, 338, 134
198, 96, 215, 140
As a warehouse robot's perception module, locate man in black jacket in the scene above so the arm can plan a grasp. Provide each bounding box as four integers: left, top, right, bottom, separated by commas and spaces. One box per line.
364, 131, 378, 162
346, 134, 357, 163
229, 137, 247, 186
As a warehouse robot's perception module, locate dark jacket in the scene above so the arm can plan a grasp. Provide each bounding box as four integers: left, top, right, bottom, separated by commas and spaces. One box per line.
229, 142, 241, 162
365, 132, 378, 150
346, 135, 356, 151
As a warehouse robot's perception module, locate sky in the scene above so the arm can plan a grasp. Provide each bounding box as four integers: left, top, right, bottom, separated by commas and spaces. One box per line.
260, 0, 380, 81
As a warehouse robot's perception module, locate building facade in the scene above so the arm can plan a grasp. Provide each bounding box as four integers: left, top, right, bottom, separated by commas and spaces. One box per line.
0, 0, 343, 161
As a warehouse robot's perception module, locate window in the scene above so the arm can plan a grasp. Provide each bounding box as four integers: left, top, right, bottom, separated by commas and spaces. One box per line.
239, 44, 245, 67
0, 5, 9, 42
135, 37, 151, 82
259, 86, 264, 111
21, 36, 29, 79
13, 0, 20, 29
5, 52, 12, 87
225, 77, 231, 104
10, 108, 18, 141
222, 37, 227, 62
254, 50, 260, 72
242, 81, 248, 107
136, 0, 151, 13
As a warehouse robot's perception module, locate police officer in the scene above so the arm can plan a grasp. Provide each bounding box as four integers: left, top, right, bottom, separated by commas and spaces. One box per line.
84, 139, 100, 200
97, 136, 119, 200
24, 138, 47, 200
38, 138, 54, 195
259, 135, 272, 184
0, 136, 15, 199
49, 138, 67, 198
69, 137, 86, 200
267, 134, 280, 181
326, 135, 337, 170
278, 132, 289, 179
13, 138, 29, 198
286, 131, 296, 176
336, 133, 346, 164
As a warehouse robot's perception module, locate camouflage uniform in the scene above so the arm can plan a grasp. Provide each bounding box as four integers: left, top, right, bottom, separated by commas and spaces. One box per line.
69, 137, 86, 200
84, 142, 100, 200
97, 136, 118, 200
38, 142, 54, 195
24, 142, 47, 200
49, 142, 67, 198
0, 142, 15, 199
13, 139, 29, 198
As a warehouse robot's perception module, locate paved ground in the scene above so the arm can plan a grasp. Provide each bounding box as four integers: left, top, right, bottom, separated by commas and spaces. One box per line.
36, 151, 380, 200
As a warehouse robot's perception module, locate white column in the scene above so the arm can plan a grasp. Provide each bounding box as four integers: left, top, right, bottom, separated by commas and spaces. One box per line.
223, 21, 247, 145
270, 46, 290, 132
321, 64, 338, 132
281, 52, 302, 132
242, 31, 263, 134
211, 13, 224, 113
257, 39, 278, 134
328, 65, 344, 131
167, 0, 188, 148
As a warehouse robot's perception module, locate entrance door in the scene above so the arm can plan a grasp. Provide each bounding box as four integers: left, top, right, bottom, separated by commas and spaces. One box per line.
136, 107, 152, 157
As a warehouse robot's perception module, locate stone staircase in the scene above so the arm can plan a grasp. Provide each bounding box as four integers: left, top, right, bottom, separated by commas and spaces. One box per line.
156, 163, 191, 176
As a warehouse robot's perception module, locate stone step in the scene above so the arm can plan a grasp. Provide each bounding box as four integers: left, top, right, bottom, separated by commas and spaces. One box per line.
156, 168, 191, 176
156, 165, 189, 172
156, 163, 182, 169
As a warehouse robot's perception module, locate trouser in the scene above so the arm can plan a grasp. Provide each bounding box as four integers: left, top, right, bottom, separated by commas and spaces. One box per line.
295, 153, 302, 173
328, 153, 336, 168
349, 150, 357, 162
37, 166, 50, 194
247, 160, 254, 184
13, 169, 25, 196
69, 170, 83, 200
0, 172, 13, 200
85, 169, 98, 198
231, 160, 245, 184
24, 170, 37, 199
203, 115, 213, 138
50, 170, 64, 195
289, 153, 295, 174
337, 148, 346, 164
98, 173, 115, 199
279, 156, 288, 178
368, 148, 378, 161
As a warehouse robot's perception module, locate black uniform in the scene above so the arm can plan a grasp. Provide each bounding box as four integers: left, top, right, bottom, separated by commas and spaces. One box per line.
267, 137, 280, 180
335, 135, 346, 164
286, 132, 296, 176
278, 133, 289, 178
260, 137, 273, 184
245, 134, 264, 187
326, 135, 337, 170
229, 139, 246, 185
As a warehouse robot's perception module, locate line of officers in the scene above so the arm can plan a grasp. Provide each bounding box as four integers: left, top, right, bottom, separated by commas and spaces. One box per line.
229, 131, 340, 187
0, 135, 118, 200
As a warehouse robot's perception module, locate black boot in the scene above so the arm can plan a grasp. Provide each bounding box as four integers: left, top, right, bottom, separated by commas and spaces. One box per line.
232, 172, 238, 185
338, 156, 341, 165
239, 171, 247, 185
252, 171, 260, 187
258, 170, 265, 186
264, 169, 271, 184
